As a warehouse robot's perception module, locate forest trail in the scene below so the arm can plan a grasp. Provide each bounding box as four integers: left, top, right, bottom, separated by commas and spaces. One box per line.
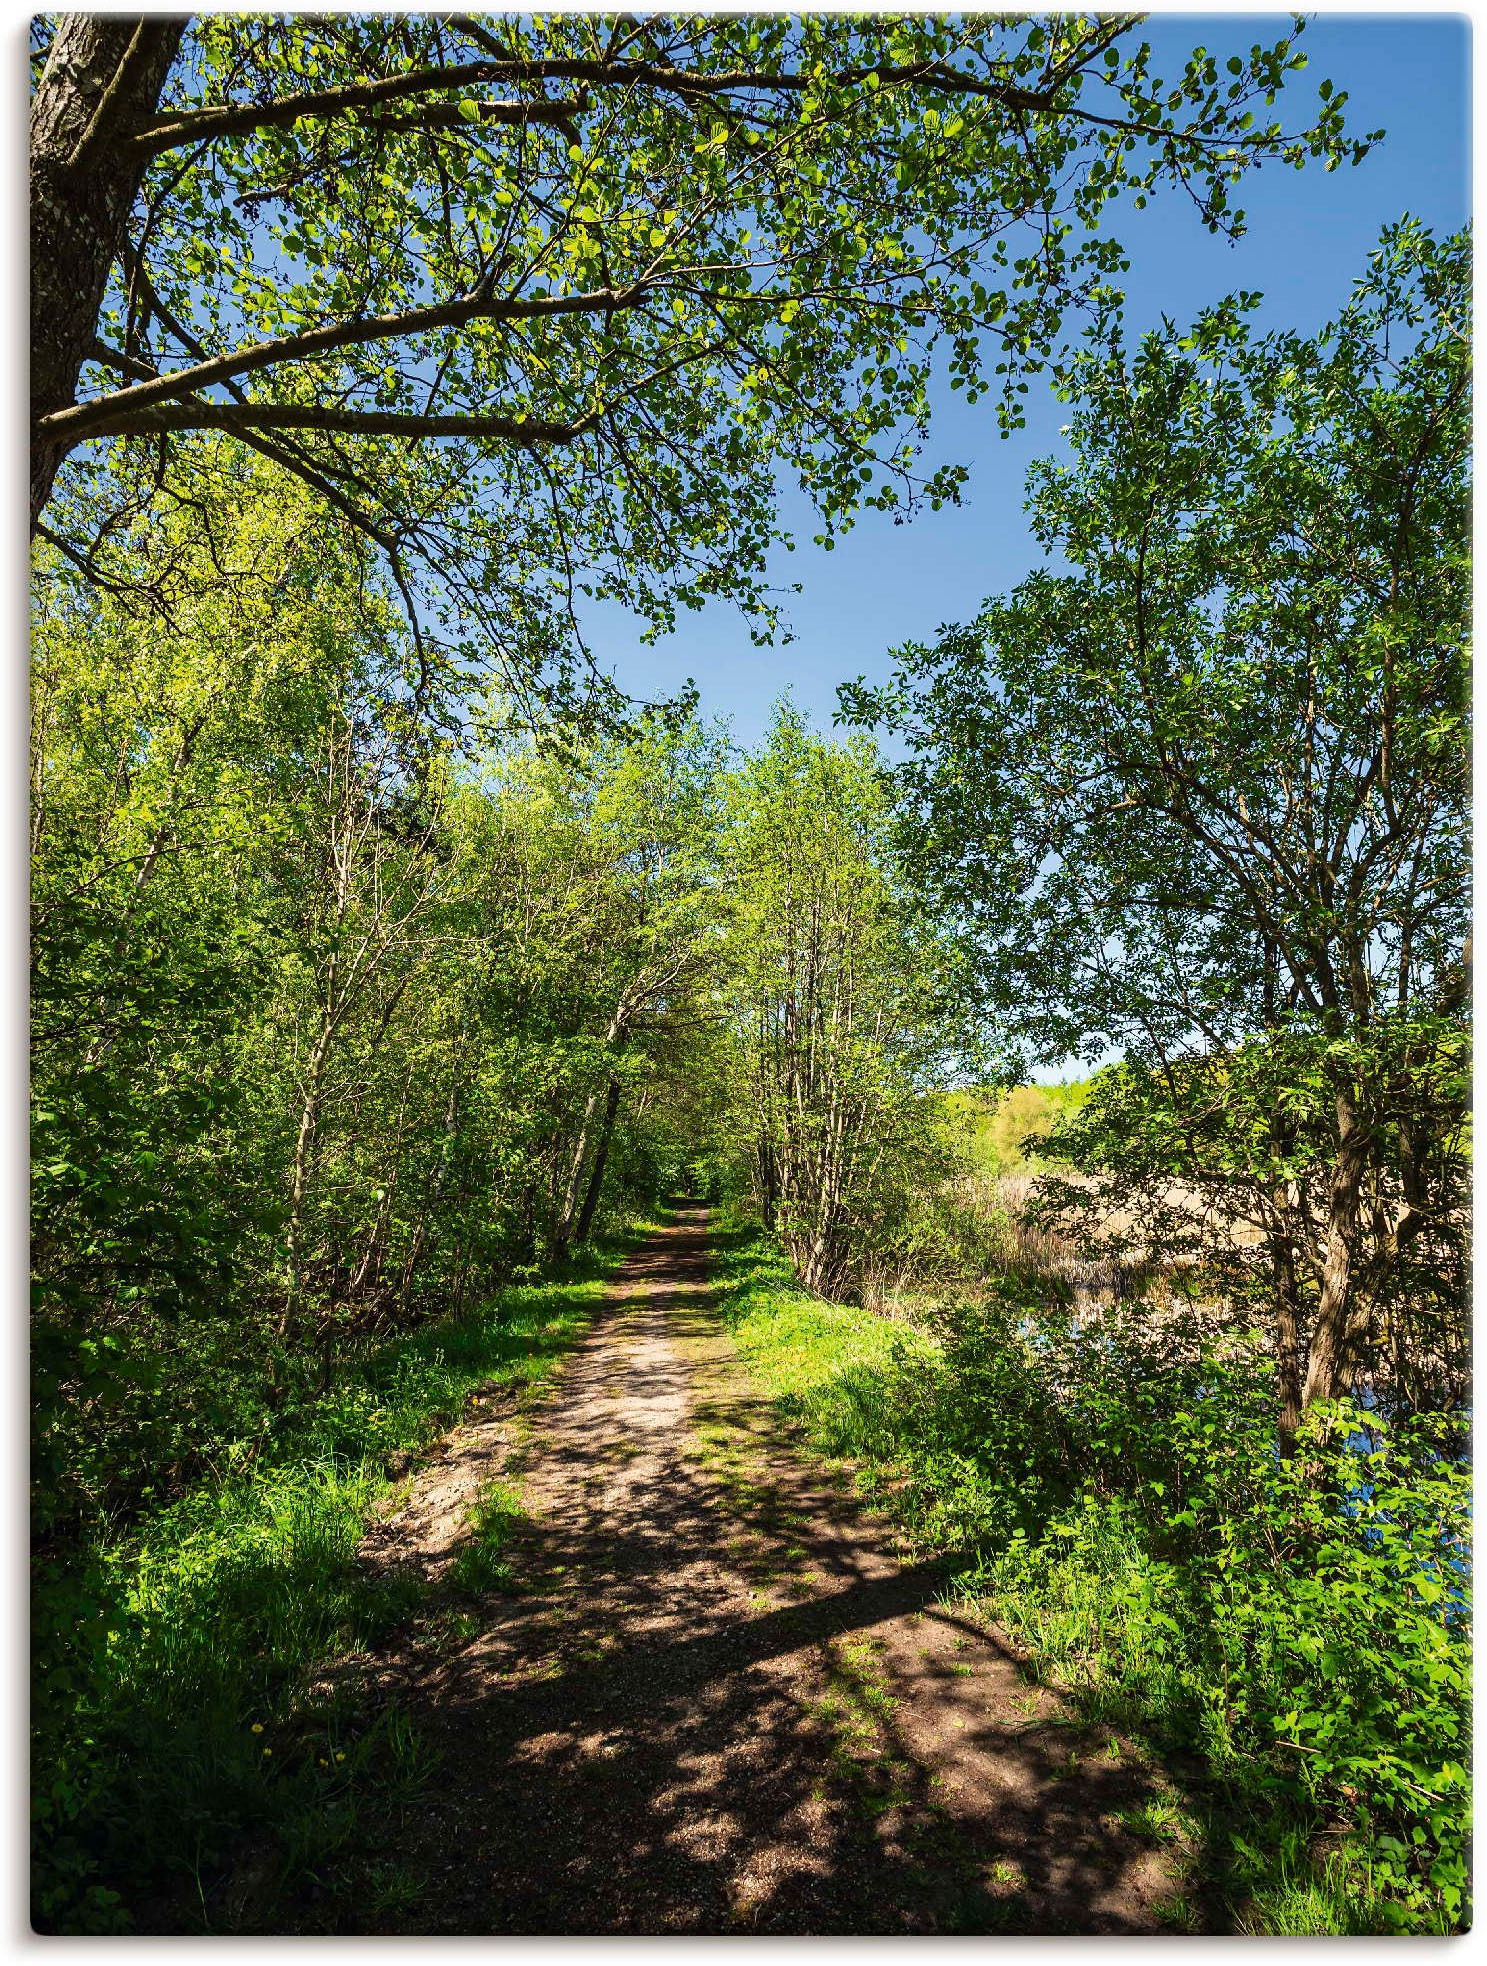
328, 1209, 1182, 1934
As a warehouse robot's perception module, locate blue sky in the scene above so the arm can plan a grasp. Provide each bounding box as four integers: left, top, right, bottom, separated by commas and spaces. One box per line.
579, 11, 1470, 746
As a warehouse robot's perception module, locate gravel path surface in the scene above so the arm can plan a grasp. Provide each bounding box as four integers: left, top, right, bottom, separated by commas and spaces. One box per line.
335, 1208, 1182, 1933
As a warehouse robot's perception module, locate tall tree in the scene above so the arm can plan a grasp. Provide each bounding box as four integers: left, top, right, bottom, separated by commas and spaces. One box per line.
723, 704, 966, 1299
845, 221, 1470, 1428
31, 11, 1365, 700
545, 713, 729, 1251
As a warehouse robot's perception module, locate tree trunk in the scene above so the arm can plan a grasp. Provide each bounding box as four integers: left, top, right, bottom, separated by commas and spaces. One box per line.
553, 1089, 601, 1253
756, 1132, 778, 1231
1271, 1199, 1305, 1457
554, 1012, 629, 1251
346, 1061, 417, 1300
573, 1078, 622, 1244
30, 17, 183, 526
1266, 1092, 1307, 1456
1302, 1087, 1372, 1409
280, 1017, 334, 1343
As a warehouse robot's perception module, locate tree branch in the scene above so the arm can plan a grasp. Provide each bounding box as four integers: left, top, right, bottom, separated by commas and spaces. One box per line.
132, 67, 585, 156
61, 400, 604, 444
131, 54, 1059, 159
90, 337, 157, 385
336, 99, 582, 140
41, 283, 652, 442
34, 520, 149, 599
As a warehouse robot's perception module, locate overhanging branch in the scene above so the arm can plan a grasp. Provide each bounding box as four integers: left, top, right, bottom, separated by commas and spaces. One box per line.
41, 282, 652, 443
132, 54, 1059, 159
63, 401, 603, 443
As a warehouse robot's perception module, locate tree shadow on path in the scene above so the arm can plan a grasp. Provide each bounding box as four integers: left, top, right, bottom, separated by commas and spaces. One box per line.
294, 1210, 1189, 1934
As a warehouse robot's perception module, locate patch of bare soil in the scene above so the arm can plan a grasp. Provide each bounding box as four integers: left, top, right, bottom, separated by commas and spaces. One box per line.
308, 1210, 1186, 1933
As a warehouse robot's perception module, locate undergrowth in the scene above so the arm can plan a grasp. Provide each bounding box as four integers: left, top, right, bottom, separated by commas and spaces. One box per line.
709, 1226, 1471, 1936
32, 1223, 655, 1935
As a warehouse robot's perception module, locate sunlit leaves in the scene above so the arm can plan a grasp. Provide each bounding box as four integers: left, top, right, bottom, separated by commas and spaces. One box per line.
842, 221, 1469, 1409
64, 13, 1363, 708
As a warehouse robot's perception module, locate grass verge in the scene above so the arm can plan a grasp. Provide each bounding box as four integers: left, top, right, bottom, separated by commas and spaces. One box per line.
708, 1226, 1470, 1938
32, 1221, 657, 1935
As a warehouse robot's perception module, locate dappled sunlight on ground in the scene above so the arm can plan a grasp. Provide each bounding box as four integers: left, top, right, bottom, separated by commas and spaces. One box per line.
301, 1210, 1182, 1933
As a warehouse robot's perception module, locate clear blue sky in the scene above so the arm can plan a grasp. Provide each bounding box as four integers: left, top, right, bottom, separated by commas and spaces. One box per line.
579, 11, 1470, 745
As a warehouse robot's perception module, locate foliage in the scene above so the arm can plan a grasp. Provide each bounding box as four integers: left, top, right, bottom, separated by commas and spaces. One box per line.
32, 1233, 641, 1933
534, 710, 731, 1250
32, 456, 1000, 1931
34, 12, 1369, 693
717, 704, 978, 1297
942, 1081, 1090, 1174
712, 1231, 1471, 1934
964, 1398, 1470, 1933
30, 133, 1470, 1938
843, 221, 1471, 1428
31, 467, 730, 1541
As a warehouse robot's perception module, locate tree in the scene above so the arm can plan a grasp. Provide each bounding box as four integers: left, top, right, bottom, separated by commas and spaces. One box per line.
31, 457, 408, 1516
31, 449, 732, 1524
542, 713, 729, 1251
722, 704, 968, 1299
844, 221, 1470, 1431
31, 12, 1365, 700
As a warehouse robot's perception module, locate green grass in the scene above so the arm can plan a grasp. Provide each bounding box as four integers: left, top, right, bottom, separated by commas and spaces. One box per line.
1232, 1840, 1393, 1936
709, 1227, 934, 1470
448, 1479, 526, 1594
32, 1222, 657, 1935
708, 1228, 1471, 1938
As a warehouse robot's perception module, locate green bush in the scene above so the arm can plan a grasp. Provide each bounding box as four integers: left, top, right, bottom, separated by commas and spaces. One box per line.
714, 1232, 1471, 1934
965, 1397, 1470, 1932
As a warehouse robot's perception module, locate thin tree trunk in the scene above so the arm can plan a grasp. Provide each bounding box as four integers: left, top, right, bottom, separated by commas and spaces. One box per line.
553, 1089, 602, 1252
1272, 1196, 1305, 1457
554, 1009, 629, 1250
758, 1133, 778, 1231
573, 1078, 622, 1244
280, 1015, 335, 1342
346, 1059, 417, 1299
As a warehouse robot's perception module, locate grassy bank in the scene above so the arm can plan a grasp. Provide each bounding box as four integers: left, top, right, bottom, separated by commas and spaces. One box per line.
32, 1222, 655, 1935
709, 1227, 1471, 1937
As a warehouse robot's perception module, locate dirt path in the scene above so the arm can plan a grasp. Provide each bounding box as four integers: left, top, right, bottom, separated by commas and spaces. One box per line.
330, 1210, 1182, 1933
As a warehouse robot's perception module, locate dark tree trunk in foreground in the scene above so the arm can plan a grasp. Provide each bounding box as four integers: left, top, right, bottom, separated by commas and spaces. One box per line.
30, 16, 183, 527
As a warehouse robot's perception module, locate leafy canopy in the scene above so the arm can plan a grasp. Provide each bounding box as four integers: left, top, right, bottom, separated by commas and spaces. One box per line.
36, 10, 1368, 710
844, 218, 1469, 1077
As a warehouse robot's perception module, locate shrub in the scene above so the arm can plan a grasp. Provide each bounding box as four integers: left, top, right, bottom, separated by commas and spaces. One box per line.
715, 1233, 1471, 1933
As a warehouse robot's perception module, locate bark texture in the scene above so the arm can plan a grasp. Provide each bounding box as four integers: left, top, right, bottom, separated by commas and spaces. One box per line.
30, 16, 183, 527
